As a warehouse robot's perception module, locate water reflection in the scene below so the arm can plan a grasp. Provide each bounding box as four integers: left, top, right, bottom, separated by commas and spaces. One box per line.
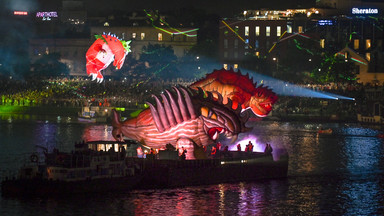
1, 116, 384, 215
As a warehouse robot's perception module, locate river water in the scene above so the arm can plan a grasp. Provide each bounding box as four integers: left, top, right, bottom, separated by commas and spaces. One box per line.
0, 113, 383, 216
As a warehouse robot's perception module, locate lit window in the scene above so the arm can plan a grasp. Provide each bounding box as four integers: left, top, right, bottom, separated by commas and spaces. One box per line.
245, 39, 249, 49
224, 39, 228, 49
366, 39, 371, 49
140, 33, 145, 40
45, 47, 49, 55
255, 51, 260, 56
132, 33, 136, 39
158, 33, 163, 41
366, 53, 371, 61
277, 26, 281, 37
354, 39, 359, 50
234, 39, 238, 49
266, 26, 270, 37
255, 26, 260, 36
235, 26, 239, 33
223, 64, 228, 69
298, 26, 303, 33
234, 64, 238, 69
320, 39, 325, 48
245, 26, 249, 36
103, 22, 109, 26
287, 25, 292, 33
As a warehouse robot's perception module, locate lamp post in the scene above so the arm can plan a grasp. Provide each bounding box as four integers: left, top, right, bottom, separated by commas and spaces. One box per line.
273, 57, 278, 75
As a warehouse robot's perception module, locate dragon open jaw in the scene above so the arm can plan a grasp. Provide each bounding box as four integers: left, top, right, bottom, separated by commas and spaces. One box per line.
206, 127, 238, 143
208, 127, 224, 140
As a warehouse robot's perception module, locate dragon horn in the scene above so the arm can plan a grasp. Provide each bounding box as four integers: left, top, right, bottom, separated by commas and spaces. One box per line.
166, 89, 183, 124
161, 93, 177, 127
180, 87, 197, 119
153, 94, 170, 129
146, 101, 165, 132
173, 86, 190, 121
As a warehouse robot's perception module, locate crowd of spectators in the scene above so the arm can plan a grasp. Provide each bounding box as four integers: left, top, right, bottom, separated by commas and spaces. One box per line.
0, 76, 380, 119
0, 77, 193, 108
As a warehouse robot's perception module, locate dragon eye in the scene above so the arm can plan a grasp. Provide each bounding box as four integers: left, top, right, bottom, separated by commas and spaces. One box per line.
201, 107, 209, 117
211, 113, 217, 120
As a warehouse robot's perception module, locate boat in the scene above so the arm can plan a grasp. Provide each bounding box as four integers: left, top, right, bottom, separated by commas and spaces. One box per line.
1, 140, 143, 197
1, 141, 288, 197
78, 106, 112, 123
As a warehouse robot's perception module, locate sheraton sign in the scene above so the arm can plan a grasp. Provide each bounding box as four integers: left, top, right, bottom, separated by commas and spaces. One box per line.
352, 8, 379, 15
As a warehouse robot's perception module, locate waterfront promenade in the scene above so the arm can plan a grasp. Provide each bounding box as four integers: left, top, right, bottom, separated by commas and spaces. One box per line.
0, 77, 368, 121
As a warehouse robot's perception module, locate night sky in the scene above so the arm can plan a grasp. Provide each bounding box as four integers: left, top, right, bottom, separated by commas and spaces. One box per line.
4, 0, 316, 17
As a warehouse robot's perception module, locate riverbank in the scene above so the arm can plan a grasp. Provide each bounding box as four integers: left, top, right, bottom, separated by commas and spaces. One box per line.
0, 105, 138, 119
0, 105, 80, 116
0, 105, 358, 123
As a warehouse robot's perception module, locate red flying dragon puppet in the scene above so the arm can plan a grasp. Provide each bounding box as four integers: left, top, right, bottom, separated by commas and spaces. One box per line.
86, 33, 131, 83
190, 68, 278, 118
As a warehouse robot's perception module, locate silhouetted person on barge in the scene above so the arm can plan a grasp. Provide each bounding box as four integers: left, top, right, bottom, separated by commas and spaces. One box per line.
264, 143, 273, 155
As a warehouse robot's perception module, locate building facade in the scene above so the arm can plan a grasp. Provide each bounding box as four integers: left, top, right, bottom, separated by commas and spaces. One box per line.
90, 26, 197, 60
218, 2, 384, 84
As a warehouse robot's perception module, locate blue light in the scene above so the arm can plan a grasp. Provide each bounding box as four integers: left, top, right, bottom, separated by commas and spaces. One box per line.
240, 69, 353, 100
318, 20, 333, 26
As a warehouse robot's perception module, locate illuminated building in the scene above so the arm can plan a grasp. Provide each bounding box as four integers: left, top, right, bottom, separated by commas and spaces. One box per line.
28, 8, 197, 77
90, 26, 197, 60
219, 0, 384, 84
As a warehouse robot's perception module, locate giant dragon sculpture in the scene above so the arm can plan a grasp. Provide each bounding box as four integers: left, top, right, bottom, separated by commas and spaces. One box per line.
190, 68, 278, 117
111, 69, 278, 158
112, 86, 250, 158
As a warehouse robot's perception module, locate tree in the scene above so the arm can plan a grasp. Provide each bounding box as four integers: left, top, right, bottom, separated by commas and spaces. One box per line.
30, 53, 69, 80
310, 53, 357, 84
139, 44, 179, 80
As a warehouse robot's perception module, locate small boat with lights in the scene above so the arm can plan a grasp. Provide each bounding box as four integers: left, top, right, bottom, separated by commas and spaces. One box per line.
1, 140, 288, 197
77, 106, 112, 123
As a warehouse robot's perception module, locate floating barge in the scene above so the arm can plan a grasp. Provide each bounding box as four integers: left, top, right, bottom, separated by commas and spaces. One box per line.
1, 141, 288, 197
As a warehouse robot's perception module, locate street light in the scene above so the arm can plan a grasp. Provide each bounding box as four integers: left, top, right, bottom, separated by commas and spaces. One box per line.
273, 57, 278, 74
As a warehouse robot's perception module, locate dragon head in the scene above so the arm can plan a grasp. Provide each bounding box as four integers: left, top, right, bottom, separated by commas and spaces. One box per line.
248, 85, 278, 117
194, 88, 250, 143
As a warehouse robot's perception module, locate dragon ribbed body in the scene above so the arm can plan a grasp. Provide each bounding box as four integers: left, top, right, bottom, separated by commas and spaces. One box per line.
112, 86, 249, 151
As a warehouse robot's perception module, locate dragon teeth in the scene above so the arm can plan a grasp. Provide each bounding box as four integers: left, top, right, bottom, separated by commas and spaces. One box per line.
212, 131, 218, 140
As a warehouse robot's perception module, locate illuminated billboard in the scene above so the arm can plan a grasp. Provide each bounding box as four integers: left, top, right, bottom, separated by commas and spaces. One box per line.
352, 8, 379, 15
14, 11, 28, 16
36, 11, 58, 21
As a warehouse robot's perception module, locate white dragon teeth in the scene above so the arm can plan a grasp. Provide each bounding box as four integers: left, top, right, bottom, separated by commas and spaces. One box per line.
212, 131, 219, 140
